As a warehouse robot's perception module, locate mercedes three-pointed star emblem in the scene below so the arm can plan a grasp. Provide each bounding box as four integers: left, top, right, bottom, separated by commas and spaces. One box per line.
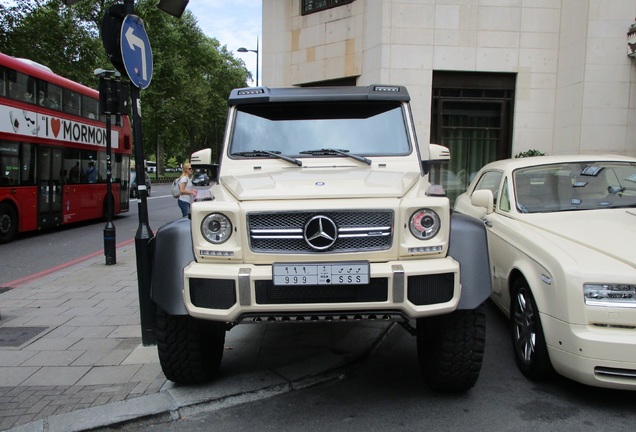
304, 215, 338, 250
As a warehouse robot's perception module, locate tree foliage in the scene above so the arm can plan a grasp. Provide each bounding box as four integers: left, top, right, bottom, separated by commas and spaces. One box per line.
0, 0, 106, 85
0, 0, 250, 168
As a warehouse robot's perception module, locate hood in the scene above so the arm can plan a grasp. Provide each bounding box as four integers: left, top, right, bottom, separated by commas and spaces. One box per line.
521, 209, 636, 269
221, 167, 420, 200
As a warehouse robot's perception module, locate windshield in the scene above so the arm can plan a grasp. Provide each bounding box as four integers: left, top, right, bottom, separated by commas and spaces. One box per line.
229, 101, 411, 157
513, 161, 636, 213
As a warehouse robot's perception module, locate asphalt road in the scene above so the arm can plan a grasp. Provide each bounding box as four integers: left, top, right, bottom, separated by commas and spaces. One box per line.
101, 301, 636, 432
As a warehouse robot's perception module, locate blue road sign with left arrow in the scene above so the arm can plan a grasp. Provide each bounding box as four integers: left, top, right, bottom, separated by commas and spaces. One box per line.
120, 15, 153, 89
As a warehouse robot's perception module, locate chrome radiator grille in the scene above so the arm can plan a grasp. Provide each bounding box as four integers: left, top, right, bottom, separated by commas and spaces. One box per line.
248, 210, 393, 253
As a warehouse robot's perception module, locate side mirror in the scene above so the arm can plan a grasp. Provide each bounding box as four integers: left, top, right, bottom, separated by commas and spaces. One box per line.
423, 143, 450, 176
191, 148, 212, 165
191, 148, 219, 183
471, 189, 494, 214
428, 143, 450, 161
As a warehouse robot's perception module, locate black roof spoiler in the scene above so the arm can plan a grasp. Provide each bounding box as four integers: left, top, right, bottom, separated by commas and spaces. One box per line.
228, 85, 410, 105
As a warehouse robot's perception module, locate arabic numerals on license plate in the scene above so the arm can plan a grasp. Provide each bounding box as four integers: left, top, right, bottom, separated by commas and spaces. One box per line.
331, 264, 369, 285
272, 262, 369, 286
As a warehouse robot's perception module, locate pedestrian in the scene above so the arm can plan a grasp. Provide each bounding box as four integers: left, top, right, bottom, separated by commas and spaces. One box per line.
177, 162, 197, 217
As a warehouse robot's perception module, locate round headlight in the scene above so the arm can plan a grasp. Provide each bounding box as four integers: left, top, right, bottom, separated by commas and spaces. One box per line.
409, 209, 440, 240
201, 213, 232, 244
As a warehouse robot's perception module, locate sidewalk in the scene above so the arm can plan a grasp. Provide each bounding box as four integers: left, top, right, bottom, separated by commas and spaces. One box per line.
0, 245, 392, 431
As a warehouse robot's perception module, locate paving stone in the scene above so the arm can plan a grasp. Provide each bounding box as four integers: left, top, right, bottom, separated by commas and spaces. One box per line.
17, 315, 73, 327
21, 366, 90, 386
107, 325, 140, 338
22, 351, 84, 367
94, 349, 131, 366
66, 325, 118, 339
68, 337, 122, 352
0, 366, 39, 386
22, 336, 82, 351
64, 315, 110, 327
75, 364, 141, 386
0, 350, 36, 366
0, 415, 21, 430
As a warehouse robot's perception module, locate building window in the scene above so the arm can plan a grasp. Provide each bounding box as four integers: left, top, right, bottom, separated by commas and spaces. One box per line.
430, 71, 516, 203
302, 0, 354, 15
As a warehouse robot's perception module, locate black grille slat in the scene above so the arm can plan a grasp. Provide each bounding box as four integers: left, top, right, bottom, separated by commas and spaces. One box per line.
407, 274, 454, 305
248, 210, 393, 253
255, 279, 388, 304
190, 278, 237, 309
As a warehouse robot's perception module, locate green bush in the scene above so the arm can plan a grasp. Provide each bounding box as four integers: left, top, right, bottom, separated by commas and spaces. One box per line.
514, 149, 547, 158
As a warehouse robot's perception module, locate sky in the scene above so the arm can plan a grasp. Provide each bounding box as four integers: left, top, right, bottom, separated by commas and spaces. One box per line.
186, 0, 262, 86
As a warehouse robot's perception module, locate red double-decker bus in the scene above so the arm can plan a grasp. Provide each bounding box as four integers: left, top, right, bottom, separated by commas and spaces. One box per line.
0, 53, 132, 243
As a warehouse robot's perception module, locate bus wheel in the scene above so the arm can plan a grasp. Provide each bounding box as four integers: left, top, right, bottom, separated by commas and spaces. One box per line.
0, 202, 18, 244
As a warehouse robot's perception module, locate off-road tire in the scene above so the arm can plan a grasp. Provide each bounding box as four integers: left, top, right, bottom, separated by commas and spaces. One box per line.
416, 305, 486, 392
156, 307, 226, 384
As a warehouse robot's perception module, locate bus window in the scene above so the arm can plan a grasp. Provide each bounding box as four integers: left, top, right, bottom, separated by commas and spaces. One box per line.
45, 83, 62, 110
0, 141, 20, 185
0, 66, 6, 96
82, 95, 99, 120
20, 143, 35, 186
97, 152, 107, 183
63, 88, 80, 116
113, 153, 124, 183
37, 81, 48, 106
7, 69, 35, 103
65, 148, 82, 184
83, 151, 99, 183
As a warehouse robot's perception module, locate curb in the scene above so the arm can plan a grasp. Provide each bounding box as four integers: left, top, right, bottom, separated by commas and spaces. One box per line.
7, 322, 396, 432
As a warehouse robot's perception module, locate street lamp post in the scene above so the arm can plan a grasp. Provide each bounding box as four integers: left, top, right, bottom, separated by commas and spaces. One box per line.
238, 37, 259, 86
94, 68, 120, 265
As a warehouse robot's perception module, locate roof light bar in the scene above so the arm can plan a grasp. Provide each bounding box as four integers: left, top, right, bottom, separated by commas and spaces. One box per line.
237, 88, 265, 96
374, 86, 400, 92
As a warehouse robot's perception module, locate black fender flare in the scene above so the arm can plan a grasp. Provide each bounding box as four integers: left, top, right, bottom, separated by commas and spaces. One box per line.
448, 212, 492, 309
151, 217, 194, 315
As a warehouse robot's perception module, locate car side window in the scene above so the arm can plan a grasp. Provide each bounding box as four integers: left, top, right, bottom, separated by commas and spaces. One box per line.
499, 177, 511, 212
473, 170, 503, 207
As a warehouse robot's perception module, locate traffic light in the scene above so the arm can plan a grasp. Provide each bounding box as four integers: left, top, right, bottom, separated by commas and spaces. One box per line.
97, 72, 130, 116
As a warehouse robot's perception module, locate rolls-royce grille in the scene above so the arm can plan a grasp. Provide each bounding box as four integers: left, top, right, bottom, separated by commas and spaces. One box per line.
248, 211, 393, 253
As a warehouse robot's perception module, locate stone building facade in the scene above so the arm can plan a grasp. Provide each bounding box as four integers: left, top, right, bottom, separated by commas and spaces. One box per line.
261, 0, 636, 189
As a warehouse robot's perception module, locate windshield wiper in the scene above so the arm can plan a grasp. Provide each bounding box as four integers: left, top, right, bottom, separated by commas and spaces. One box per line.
231, 150, 302, 166
299, 148, 372, 165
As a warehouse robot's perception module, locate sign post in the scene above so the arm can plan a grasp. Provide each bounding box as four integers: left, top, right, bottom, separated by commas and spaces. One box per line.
119, 7, 157, 346
96, 70, 118, 265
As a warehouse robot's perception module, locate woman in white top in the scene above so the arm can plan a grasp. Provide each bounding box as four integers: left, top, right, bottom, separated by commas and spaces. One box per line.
177, 163, 197, 217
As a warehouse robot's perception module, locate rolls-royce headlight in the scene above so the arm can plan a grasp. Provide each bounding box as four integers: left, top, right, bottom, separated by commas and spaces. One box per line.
409, 208, 440, 240
584, 283, 636, 307
201, 213, 232, 244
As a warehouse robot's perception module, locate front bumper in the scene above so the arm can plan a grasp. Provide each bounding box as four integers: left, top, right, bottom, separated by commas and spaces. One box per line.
544, 314, 636, 390
183, 257, 461, 323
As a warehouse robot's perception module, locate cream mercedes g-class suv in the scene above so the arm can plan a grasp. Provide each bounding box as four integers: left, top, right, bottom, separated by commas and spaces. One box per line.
151, 85, 491, 392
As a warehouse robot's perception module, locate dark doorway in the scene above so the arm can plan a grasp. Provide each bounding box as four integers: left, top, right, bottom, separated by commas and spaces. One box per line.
430, 71, 516, 202
37, 146, 63, 227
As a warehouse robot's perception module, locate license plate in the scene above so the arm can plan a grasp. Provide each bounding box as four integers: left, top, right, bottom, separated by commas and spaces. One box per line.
273, 262, 370, 286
